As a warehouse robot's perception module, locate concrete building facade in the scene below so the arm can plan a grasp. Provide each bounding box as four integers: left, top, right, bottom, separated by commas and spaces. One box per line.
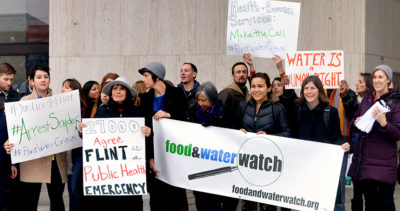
49, 0, 400, 93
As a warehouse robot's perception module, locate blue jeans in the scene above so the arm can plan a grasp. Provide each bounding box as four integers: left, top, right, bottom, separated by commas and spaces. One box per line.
68, 156, 83, 211
335, 153, 347, 211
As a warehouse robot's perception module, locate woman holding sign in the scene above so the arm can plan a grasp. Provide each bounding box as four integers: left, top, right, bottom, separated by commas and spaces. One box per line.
235, 72, 291, 211
5, 65, 68, 211
79, 76, 151, 211
348, 65, 400, 211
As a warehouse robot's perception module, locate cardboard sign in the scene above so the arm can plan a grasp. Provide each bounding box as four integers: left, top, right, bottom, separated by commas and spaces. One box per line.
227, 0, 301, 58
82, 118, 147, 196
153, 119, 344, 211
5, 90, 81, 164
284, 50, 345, 89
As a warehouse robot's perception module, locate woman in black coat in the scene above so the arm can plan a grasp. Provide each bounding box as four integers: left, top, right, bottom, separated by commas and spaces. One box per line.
236, 72, 291, 211
293, 75, 350, 211
79, 77, 151, 211
236, 73, 291, 137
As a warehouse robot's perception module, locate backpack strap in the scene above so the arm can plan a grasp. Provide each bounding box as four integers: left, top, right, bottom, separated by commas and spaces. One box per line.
323, 106, 331, 129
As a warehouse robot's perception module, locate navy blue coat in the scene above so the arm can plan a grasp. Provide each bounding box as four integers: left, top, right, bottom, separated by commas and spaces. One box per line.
0, 110, 10, 170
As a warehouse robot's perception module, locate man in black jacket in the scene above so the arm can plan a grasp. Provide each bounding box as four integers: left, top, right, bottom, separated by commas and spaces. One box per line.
177, 62, 200, 109
139, 62, 189, 211
0, 63, 20, 105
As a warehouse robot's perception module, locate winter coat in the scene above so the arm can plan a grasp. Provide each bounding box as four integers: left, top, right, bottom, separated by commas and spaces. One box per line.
348, 89, 400, 184
235, 99, 291, 137
278, 89, 298, 136
218, 82, 250, 128
13, 80, 32, 98
95, 100, 142, 118
0, 87, 20, 106
294, 102, 344, 145
140, 83, 188, 159
340, 88, 358, 120
178, 80, 200, 109
185, 100, 227, 127
0, 110, 10, 170
19, 88, 68, 183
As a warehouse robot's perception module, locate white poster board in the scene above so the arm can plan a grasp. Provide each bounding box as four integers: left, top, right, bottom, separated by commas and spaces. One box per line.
284, 50, 345, 89
82, 118, 147, 196
5, 90, 81, 164
153, 119, 344, 211
227, 0, 301, 58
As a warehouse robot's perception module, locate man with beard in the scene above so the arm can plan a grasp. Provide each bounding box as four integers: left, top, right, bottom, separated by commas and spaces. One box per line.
0, 63, 20, 105
218, 54, 255, 128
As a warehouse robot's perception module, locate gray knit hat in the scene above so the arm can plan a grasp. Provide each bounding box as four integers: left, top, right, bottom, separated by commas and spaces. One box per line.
373, 64, 393, 82
138, 62, 166, 81
102, 77, 138, 98
196, 81, 218, 104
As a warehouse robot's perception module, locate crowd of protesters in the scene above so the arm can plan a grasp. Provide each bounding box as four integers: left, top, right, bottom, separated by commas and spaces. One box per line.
0, 53, 399, 211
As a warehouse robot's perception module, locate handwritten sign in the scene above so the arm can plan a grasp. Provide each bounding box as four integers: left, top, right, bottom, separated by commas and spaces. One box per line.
227, 0, 301, 58
82, 118, 147, 196
284, 50, 344, 89
5, 90, 81, 164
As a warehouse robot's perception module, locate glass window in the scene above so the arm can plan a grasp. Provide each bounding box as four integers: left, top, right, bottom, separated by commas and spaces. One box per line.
0, 0, 49, 85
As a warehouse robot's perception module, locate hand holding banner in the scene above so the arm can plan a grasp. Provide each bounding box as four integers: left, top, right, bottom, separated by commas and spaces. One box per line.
153, 119, 344, 211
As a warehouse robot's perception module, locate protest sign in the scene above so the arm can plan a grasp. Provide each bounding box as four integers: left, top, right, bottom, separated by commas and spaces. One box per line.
82, 118, 147, 196
5, 90, 81, 164
227, 0, 301, 58
153, 119, 344, 211
284, 50, 344, 89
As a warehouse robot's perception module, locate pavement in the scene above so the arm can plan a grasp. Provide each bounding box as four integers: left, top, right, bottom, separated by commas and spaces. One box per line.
37, 184, 400, 210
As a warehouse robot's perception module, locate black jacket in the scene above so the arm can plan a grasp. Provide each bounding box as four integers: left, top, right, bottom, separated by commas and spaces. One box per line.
140, 83, 188, 159
235, 99, 291, 137
0, 87, 20, 105
178, 80, 200, 109
294, 102, 344, 145
0, 110, 10, 170
278, 89, 298, 134
93, 100, 151, 160
340, 88, 358, 120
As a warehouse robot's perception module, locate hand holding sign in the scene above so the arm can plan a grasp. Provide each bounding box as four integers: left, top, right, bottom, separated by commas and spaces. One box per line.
82, 118, 147, 196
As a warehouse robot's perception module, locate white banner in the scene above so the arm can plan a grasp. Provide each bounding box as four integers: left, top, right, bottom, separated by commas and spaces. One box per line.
82, 118, 147, 196
284, 50, 345, 89
153, 119, 344, 211
227, 0, 301, 58
5, 90, 81, 164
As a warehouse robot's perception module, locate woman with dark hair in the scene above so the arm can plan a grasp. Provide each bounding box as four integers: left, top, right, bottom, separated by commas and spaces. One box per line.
62, 78, 86, 211
99, 73, 119, 105
236, 72, 291, 211
79, 77, 151, 210
4, 65, 68, 211
185, 81, 235, 211
236, 72, 291, 136
338, 73, 371, 211
271, 77, 298, 132
83, 81, 100, 118
293, 75, 350, 211
348, 65, 400, 211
